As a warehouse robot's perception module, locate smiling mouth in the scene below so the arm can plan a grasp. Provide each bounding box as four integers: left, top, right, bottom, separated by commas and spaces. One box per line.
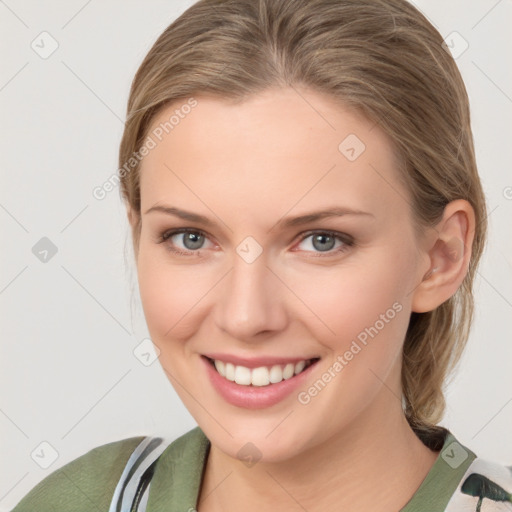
204, 356, 320, 387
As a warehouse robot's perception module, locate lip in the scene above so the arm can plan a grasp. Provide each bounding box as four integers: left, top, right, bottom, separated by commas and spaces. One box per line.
201, 355, 320, 409
202, 352, 318, 369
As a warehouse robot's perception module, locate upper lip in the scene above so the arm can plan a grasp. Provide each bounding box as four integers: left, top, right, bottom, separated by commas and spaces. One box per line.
202, 353, 319, 369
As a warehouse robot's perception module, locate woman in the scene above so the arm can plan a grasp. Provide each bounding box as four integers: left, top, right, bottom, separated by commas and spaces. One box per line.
12, 0, 511, 511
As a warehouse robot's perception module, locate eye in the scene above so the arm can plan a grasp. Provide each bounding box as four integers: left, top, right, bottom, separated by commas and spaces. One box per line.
293, 230, 354, 257
157, 228, 215, 255
157, 228, 354, 258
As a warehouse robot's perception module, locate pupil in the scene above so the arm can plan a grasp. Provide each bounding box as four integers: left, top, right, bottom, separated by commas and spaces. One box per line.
313, 234, 334, 251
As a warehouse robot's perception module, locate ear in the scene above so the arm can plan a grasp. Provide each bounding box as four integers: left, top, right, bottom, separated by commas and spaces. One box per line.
411, 199, 476, 313
125, 203, 141, 262
126, 203, 137, 229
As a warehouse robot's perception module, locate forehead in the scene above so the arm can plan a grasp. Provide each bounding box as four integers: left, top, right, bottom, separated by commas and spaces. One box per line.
138, 87, 409, 224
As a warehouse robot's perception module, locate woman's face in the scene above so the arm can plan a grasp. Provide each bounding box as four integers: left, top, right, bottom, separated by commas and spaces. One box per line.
134, 87, 431, 462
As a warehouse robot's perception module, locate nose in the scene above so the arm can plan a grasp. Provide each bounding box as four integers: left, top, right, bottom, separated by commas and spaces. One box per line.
214, 251, 288, 342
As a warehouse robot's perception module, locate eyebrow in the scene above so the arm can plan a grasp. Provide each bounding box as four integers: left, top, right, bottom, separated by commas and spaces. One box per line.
144, 205, 374, 229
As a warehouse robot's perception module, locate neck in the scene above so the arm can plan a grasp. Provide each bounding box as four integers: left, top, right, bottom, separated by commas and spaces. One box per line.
198, 387, 440, 512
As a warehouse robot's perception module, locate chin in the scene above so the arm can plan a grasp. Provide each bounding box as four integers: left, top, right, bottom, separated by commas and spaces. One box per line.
203, 418, 317, 464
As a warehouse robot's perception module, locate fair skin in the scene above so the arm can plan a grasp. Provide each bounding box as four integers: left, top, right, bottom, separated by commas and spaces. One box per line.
128, 86, 475, 512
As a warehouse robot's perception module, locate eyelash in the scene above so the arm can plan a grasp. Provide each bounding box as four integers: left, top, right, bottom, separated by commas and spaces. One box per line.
156, 228, 355, 258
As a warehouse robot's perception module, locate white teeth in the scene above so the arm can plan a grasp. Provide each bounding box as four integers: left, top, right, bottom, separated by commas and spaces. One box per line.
214, 359, 225, 377
234, 365, 252, 385
283, 363, 295, 380
225, 362, 235, 381
294, 360, 306, 374
211, 358, 313, 386
269, 365, 283, 383
251, 367, 270, 386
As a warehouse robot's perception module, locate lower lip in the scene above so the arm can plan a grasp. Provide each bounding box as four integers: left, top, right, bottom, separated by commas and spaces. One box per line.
201, 356, 319, 409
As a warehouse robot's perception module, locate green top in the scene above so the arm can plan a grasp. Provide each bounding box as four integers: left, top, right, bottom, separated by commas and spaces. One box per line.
11, 426, 511, 512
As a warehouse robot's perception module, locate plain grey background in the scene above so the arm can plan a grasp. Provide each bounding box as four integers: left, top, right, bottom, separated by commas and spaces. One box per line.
1, 0, 511, 509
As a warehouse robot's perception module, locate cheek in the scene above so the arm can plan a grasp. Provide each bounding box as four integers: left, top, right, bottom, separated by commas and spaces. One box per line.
137, 248, 216, 342
291, 258, 411, 431
288, 247, 414, 371
296, 262, 408, 335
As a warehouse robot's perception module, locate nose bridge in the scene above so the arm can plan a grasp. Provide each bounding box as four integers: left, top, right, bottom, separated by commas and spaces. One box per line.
215, 245, 285, 339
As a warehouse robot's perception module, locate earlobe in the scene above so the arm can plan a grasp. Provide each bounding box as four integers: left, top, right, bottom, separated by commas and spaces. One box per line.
411, 199, 475, 313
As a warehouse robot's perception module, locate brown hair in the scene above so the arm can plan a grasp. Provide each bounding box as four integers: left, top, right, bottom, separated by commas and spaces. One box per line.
118, 0, 487, 445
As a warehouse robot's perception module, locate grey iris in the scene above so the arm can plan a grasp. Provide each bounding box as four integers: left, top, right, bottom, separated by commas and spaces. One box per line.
312, 233, 335, 252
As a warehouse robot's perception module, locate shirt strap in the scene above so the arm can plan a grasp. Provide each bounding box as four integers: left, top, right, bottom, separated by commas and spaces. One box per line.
108, 436, 171, 512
